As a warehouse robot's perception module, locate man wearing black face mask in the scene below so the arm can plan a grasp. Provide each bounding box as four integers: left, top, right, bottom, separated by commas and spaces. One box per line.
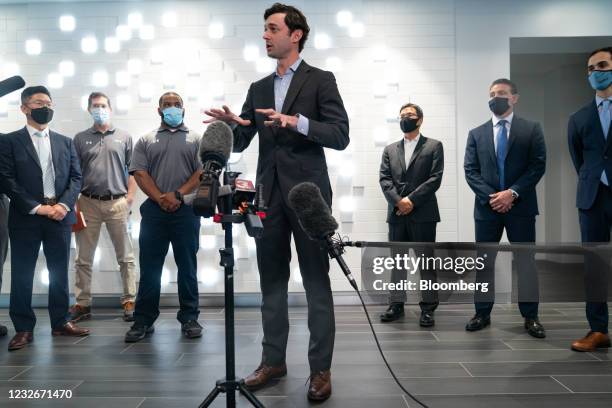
0, 86, 89, 351
464, 78, 547, 338
379, 103, 444, 325
568, 47, 612, 352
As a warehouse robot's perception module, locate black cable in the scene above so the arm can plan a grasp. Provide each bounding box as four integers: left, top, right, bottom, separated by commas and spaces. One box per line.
353, 286, 430, 408
333, 235, 429, 408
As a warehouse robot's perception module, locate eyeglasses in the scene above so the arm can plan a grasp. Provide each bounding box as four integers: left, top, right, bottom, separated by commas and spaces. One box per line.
399, 114, 418, 120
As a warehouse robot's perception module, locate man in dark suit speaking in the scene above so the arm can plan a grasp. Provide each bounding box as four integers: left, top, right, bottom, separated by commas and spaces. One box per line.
568, 47, 612, 352
204, 3, 349, 401
464, 78, 547, 338
0, 86, 90, 351
378, 103, 444, 327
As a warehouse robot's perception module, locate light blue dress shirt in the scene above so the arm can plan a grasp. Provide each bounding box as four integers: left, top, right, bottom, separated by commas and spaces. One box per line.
273, 57, 309, 136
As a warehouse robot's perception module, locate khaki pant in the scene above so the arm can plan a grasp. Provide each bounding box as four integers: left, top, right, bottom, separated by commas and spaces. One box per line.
74, 195, 136, 306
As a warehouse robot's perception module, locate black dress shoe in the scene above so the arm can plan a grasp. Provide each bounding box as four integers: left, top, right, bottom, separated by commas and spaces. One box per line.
0, 324, 7, 337
181, 320, 203, 339
525, 318, 546, 338
465, 315, 491, 331
125, 324, 154, 343
419, 311, 435, 327
380, 303, 404, 322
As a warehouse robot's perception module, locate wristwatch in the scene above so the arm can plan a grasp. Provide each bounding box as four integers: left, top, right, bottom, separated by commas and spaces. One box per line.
174, 190, 184, 203
510, 190, 519, 200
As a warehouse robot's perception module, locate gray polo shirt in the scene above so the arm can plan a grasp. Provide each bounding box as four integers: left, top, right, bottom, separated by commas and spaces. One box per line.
129, 126, 202, 193
74, 126, 133, 196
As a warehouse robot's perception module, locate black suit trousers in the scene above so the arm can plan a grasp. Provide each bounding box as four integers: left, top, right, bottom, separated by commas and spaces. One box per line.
474, 215, 539, 319
387, 221, 439, 311
256, 179, 335, 372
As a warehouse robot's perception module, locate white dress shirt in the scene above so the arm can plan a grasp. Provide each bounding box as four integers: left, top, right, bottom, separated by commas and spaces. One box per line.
25, 125, 70, 214
403, 133, 421, 169
492, 111, 513, 154
491, 112, 519, 197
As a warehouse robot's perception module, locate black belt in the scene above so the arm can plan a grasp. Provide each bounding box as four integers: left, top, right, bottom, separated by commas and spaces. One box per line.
82, 193, 126, 201
42, 197, 58, 206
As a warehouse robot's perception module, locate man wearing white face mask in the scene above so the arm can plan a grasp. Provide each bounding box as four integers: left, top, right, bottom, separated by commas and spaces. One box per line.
70, 92, 137, 322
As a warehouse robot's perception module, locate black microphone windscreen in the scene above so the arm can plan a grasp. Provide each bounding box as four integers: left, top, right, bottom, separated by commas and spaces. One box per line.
288, 182, 338, 240
199, 120, 233, 166
0, 76, 25, 98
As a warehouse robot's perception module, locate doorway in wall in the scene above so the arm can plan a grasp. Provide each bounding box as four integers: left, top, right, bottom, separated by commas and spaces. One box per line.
510, 36, 612, 301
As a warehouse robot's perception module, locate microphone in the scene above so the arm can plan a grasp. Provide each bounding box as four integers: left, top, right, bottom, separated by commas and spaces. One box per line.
193, 121, 234, 217
0, 76, 26, 98
288, 182, 357, 290
198, 120, 233, 172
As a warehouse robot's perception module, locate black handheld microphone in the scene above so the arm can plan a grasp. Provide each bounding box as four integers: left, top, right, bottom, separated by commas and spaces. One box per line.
288, 182, 358, 290
193, 121, 234, 217
0, 76, 25, 98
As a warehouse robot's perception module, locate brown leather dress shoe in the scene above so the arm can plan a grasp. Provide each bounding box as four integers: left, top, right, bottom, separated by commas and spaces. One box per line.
51, 321, 90, 337
307, 370, 332, 401
244, 363, 287, 390
8, 332, 33, 351
571, 331, 611, 352
68, 304, 91, 322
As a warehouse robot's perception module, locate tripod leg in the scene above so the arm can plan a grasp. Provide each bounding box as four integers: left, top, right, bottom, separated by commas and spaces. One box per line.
199, 385, 222, 408
238, 383, 266, 408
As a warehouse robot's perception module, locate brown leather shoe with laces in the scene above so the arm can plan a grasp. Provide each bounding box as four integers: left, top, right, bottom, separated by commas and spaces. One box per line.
8, 332, 33, 351
571, 331, 611, 352
243, 363, 287, 390
68, 304, 91, 322
52, 321, 90, 337
307, 370, 332, 401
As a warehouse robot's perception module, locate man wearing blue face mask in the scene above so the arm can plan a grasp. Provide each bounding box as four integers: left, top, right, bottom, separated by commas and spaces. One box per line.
70, 92, 138, 323
126, 92, 204, 343
568, 47, 612, 352
464, 78, 547, 339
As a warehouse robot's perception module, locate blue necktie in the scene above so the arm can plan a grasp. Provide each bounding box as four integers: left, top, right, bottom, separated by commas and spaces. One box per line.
496, 119, 508, 190
600, 99, 611, 186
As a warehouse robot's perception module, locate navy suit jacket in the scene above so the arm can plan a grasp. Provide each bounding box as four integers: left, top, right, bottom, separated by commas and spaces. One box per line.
0, 126, 81, 228
568, 98, 612, 210
464, 115, 546, 221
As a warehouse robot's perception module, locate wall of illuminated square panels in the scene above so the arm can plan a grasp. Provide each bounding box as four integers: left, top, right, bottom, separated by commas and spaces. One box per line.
0, 0, 458, 296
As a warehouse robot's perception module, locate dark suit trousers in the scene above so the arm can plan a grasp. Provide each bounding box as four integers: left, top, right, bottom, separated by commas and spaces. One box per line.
0, 195, 8, 292
578, 183, 612, 334
474, 215, 539, 319
134, 199, 200, 326
388, 221, 439, 311
9, 218, 71, 332
256, 181, 335, 372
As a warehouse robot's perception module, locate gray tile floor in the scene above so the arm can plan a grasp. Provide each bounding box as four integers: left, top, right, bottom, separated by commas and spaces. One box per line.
0, 302, 610, 407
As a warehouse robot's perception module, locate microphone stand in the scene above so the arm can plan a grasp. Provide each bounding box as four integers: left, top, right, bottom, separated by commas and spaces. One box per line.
199, 171, 265, 408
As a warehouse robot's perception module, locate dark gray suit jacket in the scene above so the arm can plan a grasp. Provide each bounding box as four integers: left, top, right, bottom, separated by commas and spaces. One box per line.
379, 135, 444, 223
231, 60, 349, 206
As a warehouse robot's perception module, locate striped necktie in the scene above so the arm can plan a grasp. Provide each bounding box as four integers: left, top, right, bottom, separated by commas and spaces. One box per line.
33, 131, 56, 198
